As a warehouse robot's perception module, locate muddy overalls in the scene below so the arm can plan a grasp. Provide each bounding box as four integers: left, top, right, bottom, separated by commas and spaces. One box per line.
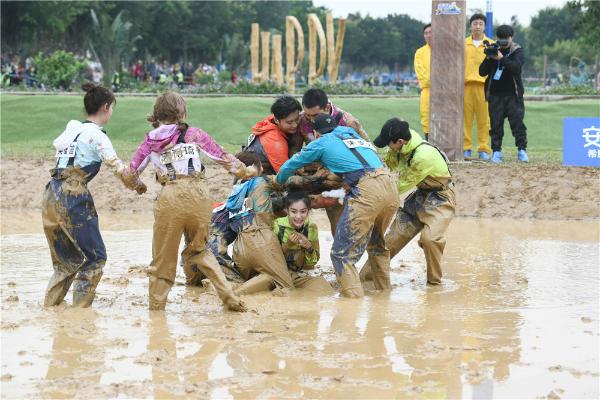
147, 132, 242, 310
43, 123, 112, 307
276, 126, 400, 298
225, 177, 295, 295
361, 139, 456, 285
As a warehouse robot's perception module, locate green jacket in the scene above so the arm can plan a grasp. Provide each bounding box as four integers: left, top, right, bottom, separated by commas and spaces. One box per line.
384, 129, 451, 194
273, 217, 320, 270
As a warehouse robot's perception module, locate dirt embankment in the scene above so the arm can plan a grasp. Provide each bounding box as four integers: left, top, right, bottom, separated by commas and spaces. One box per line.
1, 159, 599, 223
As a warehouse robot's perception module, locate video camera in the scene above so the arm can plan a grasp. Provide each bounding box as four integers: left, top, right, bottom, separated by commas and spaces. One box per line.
483, 39, 509, 57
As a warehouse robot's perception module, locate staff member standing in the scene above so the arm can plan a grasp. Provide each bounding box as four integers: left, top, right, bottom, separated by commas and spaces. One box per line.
361, 118, 455, 285
464, 13, 492, 160
479, 25, 529, 164
414, 23, 432, 138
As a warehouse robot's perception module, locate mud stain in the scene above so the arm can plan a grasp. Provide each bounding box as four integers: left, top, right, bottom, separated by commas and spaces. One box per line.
0, 219, 598, 399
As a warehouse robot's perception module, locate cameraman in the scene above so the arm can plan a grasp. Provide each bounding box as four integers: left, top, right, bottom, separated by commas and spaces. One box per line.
479, 25, 529, 163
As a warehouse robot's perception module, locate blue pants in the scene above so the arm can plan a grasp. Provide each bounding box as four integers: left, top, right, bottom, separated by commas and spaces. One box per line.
42, 178, 106, 307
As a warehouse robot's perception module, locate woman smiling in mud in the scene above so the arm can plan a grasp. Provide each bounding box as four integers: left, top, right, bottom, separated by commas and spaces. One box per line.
43, 83, 146, 308
123, 92, 256, 312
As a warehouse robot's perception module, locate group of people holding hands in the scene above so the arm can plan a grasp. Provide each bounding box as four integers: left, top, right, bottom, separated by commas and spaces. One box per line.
43, 84, 455, 312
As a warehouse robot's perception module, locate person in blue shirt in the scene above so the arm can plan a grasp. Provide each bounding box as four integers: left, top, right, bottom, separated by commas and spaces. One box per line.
276, 114, 400, 297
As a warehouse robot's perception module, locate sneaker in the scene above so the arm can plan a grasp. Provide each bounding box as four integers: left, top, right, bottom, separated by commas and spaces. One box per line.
517, 149, 529, 162
463, 150, 472, 158
478, 151, 490, 161
491, 151, 503, 164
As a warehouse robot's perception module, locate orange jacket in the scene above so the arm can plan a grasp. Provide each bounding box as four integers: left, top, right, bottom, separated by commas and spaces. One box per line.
251, 115, 289, 173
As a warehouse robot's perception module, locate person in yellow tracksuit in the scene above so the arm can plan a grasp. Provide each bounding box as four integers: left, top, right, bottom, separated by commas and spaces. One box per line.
464, 13, 493, 160
414, 23, 432, 137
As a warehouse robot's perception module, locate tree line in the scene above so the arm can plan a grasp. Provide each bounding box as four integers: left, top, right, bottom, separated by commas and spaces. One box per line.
1, 1, 598, 79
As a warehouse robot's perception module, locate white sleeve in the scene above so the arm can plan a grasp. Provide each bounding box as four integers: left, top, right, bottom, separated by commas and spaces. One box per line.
94, 130, 126, 174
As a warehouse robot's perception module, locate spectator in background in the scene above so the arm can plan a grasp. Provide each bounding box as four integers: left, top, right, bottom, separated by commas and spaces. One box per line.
464, 13, 492, 160
414, 23, 431, 138
479, 25, 529, 163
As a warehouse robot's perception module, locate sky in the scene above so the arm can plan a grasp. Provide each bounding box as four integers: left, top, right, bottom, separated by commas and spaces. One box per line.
312, 0, 569, 26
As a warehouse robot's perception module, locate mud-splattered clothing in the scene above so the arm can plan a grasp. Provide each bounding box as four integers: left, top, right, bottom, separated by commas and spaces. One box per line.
276, 126, 400, 297
43, 120, 135, 307
128, 123, 245, 310
226, 177, 295, 293
207, 204, 237, 276
362, 128, 455, 284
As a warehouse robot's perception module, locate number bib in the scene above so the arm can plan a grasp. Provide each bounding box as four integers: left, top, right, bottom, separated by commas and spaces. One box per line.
159, 144, 199, 165
56, 143, 77, 158
342, 138, 376, 152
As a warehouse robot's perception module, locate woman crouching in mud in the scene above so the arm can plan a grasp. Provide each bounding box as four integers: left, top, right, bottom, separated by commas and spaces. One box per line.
43, 83, 146, 308
122, 92, 255, 312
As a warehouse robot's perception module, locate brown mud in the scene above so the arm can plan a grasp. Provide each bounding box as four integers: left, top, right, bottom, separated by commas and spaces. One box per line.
1, 220, 599, 398
1, 159, 599, 235
1, 159, 599, 398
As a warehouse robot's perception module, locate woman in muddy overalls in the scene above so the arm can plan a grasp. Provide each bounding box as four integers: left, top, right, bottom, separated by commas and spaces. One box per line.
43, 83, 146, 308
123, 92, 254, 311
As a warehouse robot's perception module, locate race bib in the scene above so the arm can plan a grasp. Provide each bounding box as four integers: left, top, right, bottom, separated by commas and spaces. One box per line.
228, 198, 250, 219
247, 134, 257, 147
159, 144, 199, 165
56, 143, 77, 158
342, 138, 376, 152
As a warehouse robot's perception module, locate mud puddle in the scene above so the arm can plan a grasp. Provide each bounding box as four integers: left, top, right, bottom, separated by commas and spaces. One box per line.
1, 219, 598, 399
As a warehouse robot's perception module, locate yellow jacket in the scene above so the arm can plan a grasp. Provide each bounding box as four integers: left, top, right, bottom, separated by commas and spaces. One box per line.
465, 35, 492, 84
414, 44, 431, 89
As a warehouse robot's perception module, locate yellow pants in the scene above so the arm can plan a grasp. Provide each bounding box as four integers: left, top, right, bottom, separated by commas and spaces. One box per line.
419, 87, 430, 135
463, 82, 491, 153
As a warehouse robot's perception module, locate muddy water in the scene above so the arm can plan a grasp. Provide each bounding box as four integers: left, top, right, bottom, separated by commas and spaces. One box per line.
1, 219, 598, 399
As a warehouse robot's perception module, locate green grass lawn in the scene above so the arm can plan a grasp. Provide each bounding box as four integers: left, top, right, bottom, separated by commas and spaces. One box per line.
1, 94, 598, 165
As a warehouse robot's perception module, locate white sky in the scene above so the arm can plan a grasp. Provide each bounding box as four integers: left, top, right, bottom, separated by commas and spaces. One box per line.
312, 0, 569, 26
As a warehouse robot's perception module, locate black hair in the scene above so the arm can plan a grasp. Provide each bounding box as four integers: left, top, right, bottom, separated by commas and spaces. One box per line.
381, 118, 411, 142
496, 25, 514, 39
270, 95, 302, 120
81, 82, 116, 115
235, 151, 262, 169
423, 23, 431, 31
469, 13, 486, 25
302, 88, 328, 109
285, 190, 311, 209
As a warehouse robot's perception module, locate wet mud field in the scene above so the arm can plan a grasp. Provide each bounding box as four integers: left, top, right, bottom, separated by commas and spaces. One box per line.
1, 218, 598, 399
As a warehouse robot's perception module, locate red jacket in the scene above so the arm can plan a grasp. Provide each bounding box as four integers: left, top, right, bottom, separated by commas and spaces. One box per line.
251, 115, 289, 173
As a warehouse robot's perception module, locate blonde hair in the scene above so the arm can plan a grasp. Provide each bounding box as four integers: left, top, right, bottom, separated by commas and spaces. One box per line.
147, 92, 187, 128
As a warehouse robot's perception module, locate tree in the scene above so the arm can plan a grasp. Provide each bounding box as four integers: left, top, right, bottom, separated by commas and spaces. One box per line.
567, 1, 600, 53
89, 9, 141, 85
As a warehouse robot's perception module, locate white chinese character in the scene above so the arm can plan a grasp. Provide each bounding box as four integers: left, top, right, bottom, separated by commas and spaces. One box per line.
583, 126, 600, 148
588, 149, 597, 158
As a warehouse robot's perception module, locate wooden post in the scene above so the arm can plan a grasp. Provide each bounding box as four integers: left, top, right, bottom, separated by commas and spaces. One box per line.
429, 0, 466, 161
260, 31, 271, 82
251, 23, 260, 82
326, 13, 346, 84
543, 54, 548, 87
308, 13, 326, 85
286, 16, 304, 93
271, 34, 284, 85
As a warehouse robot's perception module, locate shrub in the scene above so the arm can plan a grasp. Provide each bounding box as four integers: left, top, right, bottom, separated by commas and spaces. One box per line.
33, 51, 87, 90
